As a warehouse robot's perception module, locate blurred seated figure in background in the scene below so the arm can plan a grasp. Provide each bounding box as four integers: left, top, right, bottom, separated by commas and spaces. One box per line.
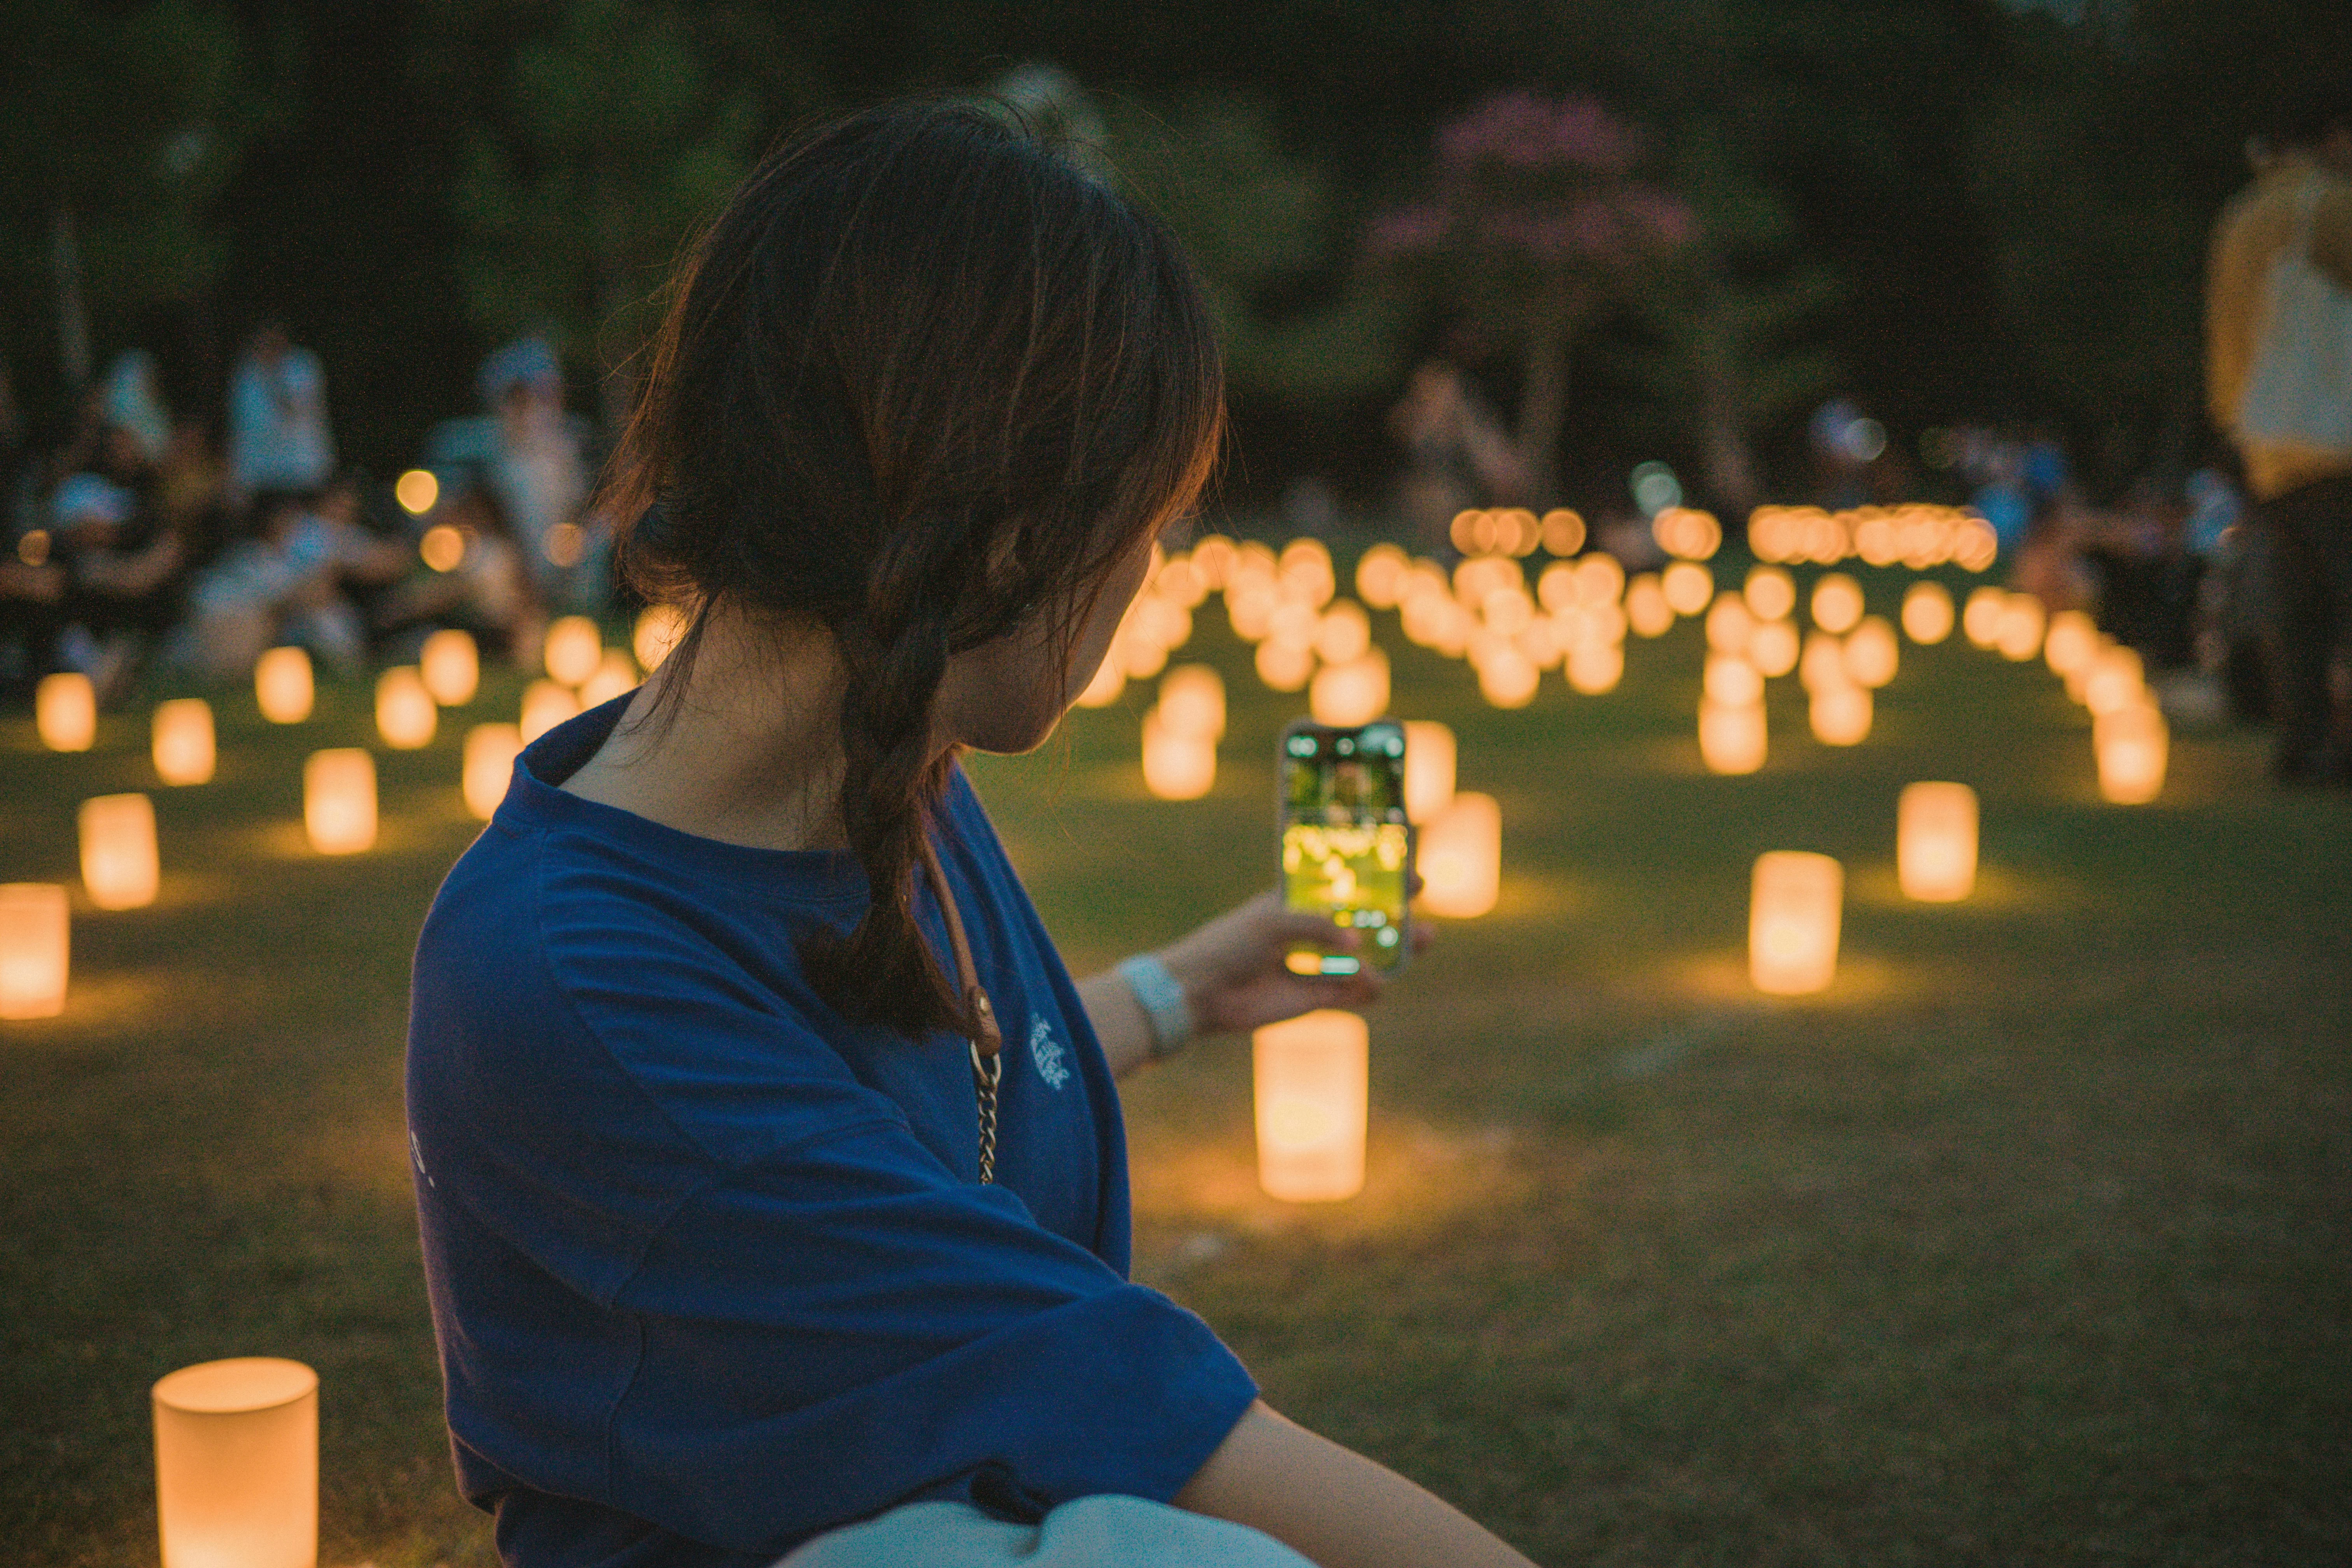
180, 480, 398, 682
368, 481, 543, 668
48, 444, 187, 701
227, 323, 336, 513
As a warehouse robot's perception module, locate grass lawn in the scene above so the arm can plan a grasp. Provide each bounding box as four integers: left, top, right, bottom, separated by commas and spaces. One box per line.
4, 558, 2348, 1567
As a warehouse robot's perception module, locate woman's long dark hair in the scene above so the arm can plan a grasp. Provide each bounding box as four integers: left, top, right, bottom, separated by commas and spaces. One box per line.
603, 102, 1224, 1041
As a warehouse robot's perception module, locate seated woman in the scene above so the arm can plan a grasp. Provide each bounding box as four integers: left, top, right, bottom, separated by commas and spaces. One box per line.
407, 104, 1536, 1568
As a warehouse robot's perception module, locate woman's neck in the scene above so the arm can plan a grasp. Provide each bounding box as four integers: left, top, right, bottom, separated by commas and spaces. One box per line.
559, 606, 857, 852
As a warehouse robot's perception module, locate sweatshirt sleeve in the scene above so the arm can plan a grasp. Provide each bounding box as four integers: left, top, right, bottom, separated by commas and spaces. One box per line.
602, 1115, 1257, 1556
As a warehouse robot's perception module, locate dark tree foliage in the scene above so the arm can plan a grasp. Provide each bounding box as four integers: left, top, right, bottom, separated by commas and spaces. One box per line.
5, 0, 2340, 500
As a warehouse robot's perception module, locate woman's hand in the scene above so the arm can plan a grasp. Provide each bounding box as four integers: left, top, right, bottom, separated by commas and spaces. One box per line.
1158, 889, 1432, 1038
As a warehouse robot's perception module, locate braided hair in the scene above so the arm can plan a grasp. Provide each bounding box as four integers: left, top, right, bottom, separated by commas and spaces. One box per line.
601, 103, 1223, 1040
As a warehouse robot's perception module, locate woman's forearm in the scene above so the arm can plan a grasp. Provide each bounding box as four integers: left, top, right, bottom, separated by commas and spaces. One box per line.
1075, 968, 1155, 1080
1176, 1400, 1539, 1568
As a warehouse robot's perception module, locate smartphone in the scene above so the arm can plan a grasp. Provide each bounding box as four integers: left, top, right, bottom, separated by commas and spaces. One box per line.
1279, 718, 1412, 976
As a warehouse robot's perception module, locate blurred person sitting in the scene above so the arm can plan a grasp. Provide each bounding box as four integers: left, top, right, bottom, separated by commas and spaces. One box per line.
227, 322, 336, 511
2207, 81, 2352, 784
1388, 360, 1525, 556
46, 458, 186, 700
180, 481, 394, 682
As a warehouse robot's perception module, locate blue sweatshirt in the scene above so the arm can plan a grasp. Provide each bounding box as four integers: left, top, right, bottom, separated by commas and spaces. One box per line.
406, 699, 1258, 1568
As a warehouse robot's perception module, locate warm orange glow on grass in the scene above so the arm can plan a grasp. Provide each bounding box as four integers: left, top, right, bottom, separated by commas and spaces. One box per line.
303, 749, 377, 855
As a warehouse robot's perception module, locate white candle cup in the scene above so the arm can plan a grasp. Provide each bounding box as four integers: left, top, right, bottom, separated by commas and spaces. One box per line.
303, 749, 377, 855
419, 628, 480, 706
1402, 720, 1456, 824
152, 699, 217, 786
375, 667, 438, 750
1897, 781, 1978, 901
37, 672, 97, 751
463, 724, 523, 821
153, 1357, 318, 1568
1254, 1009, 1370, 1202
254, 647, 314, 724
79, 793, 159, 910
1749, 850, 1844, 995
0, 883, 70, 1018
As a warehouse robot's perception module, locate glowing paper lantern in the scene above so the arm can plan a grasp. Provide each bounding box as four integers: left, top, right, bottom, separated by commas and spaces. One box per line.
1704, 592, 1754, 654
375, 668, 438, 750
2083, 644, 2146, 716
1311, 650, 1390, 725
544, 615, 602, 686
420, 629, 480, 706
79, 793, 159, 910
1901, 579, 1955, 644
463, 723, 522, 821
0, 884, 71, 1018
1478, 650, 1540, 708
634, 604, 688, 671
2095, 704, 2168, 804
1810, 682, 1873, 746
1747, 618, 1800, 677
2043, 610, 2100, 681
1419, 792, 1500, 918
520, 680, 581, 744
1141, 707, 1215, 800
303, 749, 376, 855
1402, 720, 1456, 824
1810, 573, 1865, 634
1841, 615, 1899, 688
1073, 656, 1125, 708
1253, 1009, 1369, 1202
1626, 573, 1673, 637
1354, 544, 1408, 608
1254, 638, 1314, 693
1157, 664, 1225, 739
1743, 566, 1796, 623
1699, 700, 1767, 775
151, 699, 216, 786
1962, 586, 2007, 649
579, 650, 639, 709
1572, 553, 1626, 606
1749, 850, 1843, 995
254, 648, 313, 724
1897, 781, 1978, 901
1993, 593, 2046, 661
37, 672, 97, 752
1704, 654, 1764, 707
1313, 600, 1372, 663
1564, 641, 1624, 695
152, 1357, 318, 1568
1661, 561, 1714, 616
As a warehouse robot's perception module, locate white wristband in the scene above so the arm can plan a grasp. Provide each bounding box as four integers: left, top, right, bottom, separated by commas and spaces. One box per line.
1117, 954, 1195, 1060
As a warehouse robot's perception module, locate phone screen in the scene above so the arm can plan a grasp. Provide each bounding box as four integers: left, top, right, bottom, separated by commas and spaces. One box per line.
1280, 719, 1411, 975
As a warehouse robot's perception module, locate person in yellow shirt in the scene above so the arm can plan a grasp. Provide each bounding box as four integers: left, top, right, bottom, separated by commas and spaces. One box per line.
2207, 84, 2352, 784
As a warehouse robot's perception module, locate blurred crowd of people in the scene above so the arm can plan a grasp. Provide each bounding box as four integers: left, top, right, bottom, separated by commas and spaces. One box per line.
1, 329, 610, 706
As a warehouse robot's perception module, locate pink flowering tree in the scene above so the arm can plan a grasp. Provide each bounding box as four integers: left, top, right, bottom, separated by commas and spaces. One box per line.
1371, 93, 1695, 504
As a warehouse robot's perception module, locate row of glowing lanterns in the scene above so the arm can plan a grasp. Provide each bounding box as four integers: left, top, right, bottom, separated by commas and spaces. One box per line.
2, 607, 692, 1020
1250, 782, 1983, 1203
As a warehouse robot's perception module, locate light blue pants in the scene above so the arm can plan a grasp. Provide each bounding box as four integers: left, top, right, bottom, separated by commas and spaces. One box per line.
776, 1496, 1316, 1567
